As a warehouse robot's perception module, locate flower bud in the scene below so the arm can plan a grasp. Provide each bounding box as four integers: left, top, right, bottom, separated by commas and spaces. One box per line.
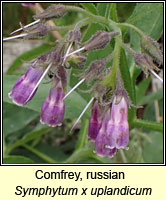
57, 66, 67, 89
8, 66, 43, 106
21, 3, 36, 7
95, 109, 117, 158
134, 52, 159, 77
83, 31, 119, 52
34, 5, 66, 21
24, 24, 50, 39
50, 45, 64, 66
106, 94, 129, 149
83, 59, 107, 84
68, 29, 81, 44
141, 36, 163, 65
67, 55, 86, 69
40, 79, 65, 127
88, 100, 103, 142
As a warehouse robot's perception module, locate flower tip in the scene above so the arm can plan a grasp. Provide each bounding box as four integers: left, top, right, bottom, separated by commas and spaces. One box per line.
8, 92, 25, 107
87, 135, 95, 143
105, 145, 115, 150
57, 123, 62, 127
8, 92, 12, 98
40, 119, 57, 127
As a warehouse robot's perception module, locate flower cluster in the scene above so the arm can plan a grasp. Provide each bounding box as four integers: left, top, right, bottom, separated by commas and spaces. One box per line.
88, 87, 130, 158
5, 4, 163, 160
8, 18, 118, 130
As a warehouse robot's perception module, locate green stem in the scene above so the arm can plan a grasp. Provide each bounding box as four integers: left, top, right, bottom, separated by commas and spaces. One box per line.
75, 119, 89, 151
133, 119, 163, 132
121, 42, 137, 56
101, 34, 121, 89
64, 148, 93, 164
119, 149, 127, 163
49, 24, 75, 31
3, 135, 7, 157
66, 5, 117, 30
6, 127, 51, 154
118, 22, 145, 37
22, 144, 56, 164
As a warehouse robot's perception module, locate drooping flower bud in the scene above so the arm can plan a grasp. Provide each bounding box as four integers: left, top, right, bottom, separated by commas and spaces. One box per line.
106, 91, 129, 149
51, 45, 64, 66
141, 36, 163, 65
8, 66, 43, 106
68, 29, 81, 44
24, 24, 50, 39
57, 66, 67, 89
94, 109, 117, 158
34, 5, 66, 21
21, 3, 36, 7
83, 59, 107, 84
40, 79, 65, 127
68, 55, 86, 69
83, 31, 119, 52
134, 52, 159, 77
88, 100, 103, 142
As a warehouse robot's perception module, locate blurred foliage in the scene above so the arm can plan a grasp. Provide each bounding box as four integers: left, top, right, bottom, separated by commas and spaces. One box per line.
3, 3, 163, 164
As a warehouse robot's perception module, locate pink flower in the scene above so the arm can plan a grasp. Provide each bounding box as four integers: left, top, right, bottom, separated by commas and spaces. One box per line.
40, 79, 65, 127
21, 3, 36, 7
106, 95, 129, 149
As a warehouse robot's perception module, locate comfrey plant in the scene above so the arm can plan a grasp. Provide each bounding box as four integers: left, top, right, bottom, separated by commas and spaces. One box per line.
4, 3, 163, 162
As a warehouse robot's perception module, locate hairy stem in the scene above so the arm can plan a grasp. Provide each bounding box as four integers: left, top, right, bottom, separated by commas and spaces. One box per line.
22, 144, 56, 163
132, 119, 163, 132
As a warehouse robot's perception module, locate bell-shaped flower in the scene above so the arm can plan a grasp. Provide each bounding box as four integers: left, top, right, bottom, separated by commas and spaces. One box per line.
34, 5, 66, 21
88, 100, 103, 142
106, 94, 129, 149
8, 66, 43, 106
95, 109, 117, 158
40, 79, 65, 127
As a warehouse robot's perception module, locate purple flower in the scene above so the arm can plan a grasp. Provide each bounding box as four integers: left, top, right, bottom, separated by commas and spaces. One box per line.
8, 66, 43, 106
40, 79, 65, 127
106, 96, 129, 149
88, 100, 103, 142
95, 109, 117, 158
21, 3, 36, 7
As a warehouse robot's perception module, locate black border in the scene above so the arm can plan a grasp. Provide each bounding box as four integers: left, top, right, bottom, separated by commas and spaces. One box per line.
1, 1, 165, 166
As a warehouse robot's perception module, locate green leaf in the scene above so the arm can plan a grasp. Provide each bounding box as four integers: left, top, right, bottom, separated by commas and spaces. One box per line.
129, 29, 142, 82
35, 143, 67, 162
119, 49, 136, 123
110, 3, 118, 22
127, 3, 163, 40
138, 88, 163, 106
3, 155, 34, 164
6, 127, 51, 154
7, 44, 52, 75
133, 119, 163, 132
3, 75, 89, 119
3, 102, 38, 135
22, 144, 56, 164
143, 99, 163, 122
82, 23, 104, 43
75, 119, 89, 150
136, 77, 151, 105
80, 3, 98, 15
143, 131, 163, 163
97, 3, 109, 17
